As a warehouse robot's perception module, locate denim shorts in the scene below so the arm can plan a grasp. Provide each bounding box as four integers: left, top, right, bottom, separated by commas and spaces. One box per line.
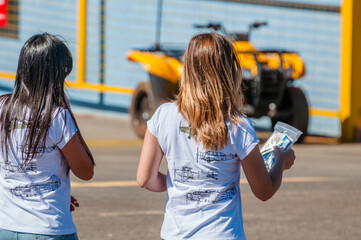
0, 228, 78, 240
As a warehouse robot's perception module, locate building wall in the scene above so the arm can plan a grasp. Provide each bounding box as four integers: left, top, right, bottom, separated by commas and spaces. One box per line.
0, 0, 343, 137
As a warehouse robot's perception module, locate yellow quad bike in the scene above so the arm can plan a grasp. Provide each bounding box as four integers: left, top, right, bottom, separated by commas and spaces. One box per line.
128, 22, 309, 140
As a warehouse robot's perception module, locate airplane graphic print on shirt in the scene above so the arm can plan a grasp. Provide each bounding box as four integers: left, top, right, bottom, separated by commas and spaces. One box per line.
0, 118, 61, 199
10, 175, 61, 199
174, 166, 219, 182
1, 151, 61, 199
1, 161, 37, 174
197, 149, 237, 163
177, 121, 238, 204
1, 160, 61, 199
186, 182, 237, 204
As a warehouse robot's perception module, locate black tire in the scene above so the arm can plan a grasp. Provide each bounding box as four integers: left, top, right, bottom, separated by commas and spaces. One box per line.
130, 82, 155, 138
271, 87, 309, 142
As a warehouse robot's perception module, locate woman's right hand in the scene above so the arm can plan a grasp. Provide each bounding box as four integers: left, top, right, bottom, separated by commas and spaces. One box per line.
274, 146, 295, 170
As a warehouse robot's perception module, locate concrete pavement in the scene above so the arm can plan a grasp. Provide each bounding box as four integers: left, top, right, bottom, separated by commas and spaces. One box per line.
70, 113, 361, 240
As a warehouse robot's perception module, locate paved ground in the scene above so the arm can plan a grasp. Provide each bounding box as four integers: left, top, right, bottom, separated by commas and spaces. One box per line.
70, 113, 361, 240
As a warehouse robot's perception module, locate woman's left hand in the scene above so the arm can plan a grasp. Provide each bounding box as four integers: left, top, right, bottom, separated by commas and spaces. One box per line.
70, 195, 79, 212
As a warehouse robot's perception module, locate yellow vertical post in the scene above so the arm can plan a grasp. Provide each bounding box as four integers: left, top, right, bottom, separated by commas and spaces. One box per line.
340, 0, 361, 142
77, 0, 87, 84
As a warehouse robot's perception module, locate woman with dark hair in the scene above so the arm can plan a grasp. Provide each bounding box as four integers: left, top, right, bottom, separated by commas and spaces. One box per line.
137, 32, 295, 239
0, 33, 94, 239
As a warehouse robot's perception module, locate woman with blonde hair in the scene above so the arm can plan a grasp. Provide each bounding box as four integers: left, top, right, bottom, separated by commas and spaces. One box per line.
137, 32, 295, 239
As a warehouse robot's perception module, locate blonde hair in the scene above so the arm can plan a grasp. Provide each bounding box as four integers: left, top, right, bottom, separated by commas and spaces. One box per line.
177, 32, 245, 150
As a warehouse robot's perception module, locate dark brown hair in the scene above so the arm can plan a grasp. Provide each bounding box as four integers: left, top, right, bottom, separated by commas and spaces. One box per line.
0, 33, 72, 166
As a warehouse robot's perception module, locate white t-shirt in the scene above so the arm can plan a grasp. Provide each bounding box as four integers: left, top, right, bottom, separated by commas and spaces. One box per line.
147, 102, 259, 240
0, 107, 78, 235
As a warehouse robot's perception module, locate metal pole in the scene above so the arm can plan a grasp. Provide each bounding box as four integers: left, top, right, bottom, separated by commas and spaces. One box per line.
100, 0, 105, 104
155, 0, 163, 50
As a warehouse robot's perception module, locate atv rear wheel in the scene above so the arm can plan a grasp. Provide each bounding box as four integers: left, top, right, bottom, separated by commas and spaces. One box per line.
271, 87, 309, 142
130, 81, 155, 138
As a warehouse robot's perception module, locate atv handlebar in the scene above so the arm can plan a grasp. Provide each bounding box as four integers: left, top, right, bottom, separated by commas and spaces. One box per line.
249, 21, 268, 30
193, 23, 222, 31
193, 21, 268, 40
193, 22, 228, 35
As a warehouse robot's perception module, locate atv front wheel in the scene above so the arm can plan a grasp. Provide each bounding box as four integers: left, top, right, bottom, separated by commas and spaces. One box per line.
130, 81, 155, 138
271, 87, 309, 142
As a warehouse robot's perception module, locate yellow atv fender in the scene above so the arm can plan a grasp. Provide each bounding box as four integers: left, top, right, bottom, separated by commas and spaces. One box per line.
127, 50, 182, 84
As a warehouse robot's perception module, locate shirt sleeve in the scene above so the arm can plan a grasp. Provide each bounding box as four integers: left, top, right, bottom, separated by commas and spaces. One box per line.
233, 117, 260, 160
48, 108, 78, 149
147, 104, 164, 138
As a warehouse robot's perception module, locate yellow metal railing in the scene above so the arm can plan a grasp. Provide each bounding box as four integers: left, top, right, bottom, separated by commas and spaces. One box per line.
0, 72, 134, 95
65, 0, 134, 94
0, 69, 340, 118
